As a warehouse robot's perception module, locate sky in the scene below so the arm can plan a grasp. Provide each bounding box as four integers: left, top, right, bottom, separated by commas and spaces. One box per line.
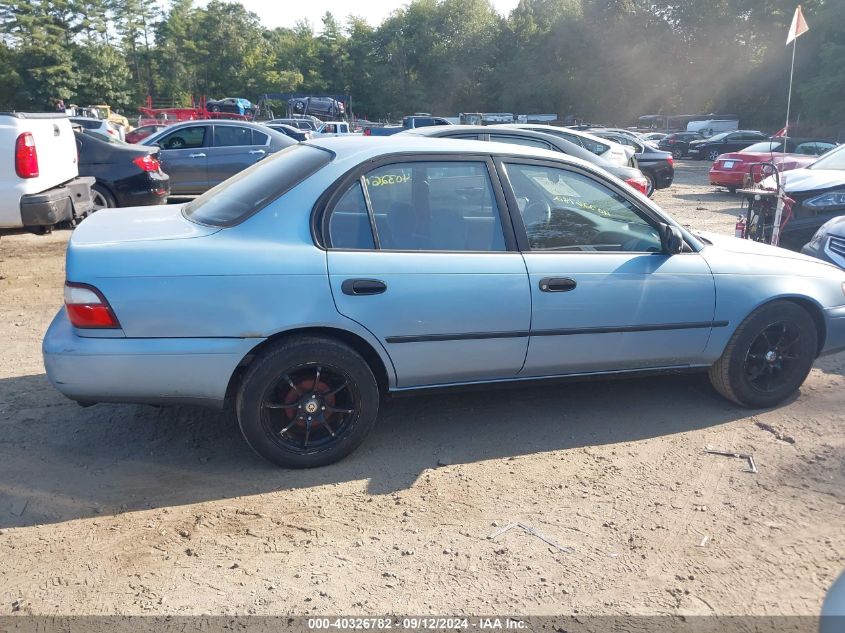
210, 0, 523, 30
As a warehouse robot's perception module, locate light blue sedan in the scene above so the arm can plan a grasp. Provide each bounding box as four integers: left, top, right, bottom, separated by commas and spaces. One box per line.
43, 137, 845, 468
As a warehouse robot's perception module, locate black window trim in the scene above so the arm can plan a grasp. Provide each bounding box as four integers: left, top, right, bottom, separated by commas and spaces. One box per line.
492, 155, 697, 255
314, 152, 518, 253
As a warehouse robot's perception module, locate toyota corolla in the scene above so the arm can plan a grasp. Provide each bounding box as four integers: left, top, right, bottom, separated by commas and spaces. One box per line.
43, 137, 845, 468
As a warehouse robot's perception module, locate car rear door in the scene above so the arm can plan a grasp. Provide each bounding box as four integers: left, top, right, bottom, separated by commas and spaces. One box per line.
324, 155, 531, 388
154, 124, 209, 195
207, 125, 267, 187
496, 157, 716, 376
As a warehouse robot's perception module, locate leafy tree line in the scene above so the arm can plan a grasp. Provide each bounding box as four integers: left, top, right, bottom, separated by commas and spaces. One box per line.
0, 0, 842, 132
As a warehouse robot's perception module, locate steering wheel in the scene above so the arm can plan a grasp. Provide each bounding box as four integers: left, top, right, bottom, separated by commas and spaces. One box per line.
523, 200, 551, 226
167, 137, 186, 149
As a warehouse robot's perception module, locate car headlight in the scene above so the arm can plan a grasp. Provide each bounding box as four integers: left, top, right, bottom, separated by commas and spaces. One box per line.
805, 191, 845, 209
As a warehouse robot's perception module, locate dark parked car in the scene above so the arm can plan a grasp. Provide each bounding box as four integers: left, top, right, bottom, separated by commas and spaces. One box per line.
266, 124, 312, 142
288, 96, 345, 119
141, 120, 296, 195
658, 132, 705, 158
590, 130, 674, 196
205, 97, 256, 118
403, 125, 651, 196
75, 130, 170, 209
688, 130, 768, 161
267, 117, 320, 131
802, 215, 845, 269
125, 124, 168, 144
766, 144, 845, 251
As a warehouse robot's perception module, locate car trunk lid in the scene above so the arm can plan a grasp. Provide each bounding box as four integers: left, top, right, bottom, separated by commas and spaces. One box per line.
70, 204, 219, 245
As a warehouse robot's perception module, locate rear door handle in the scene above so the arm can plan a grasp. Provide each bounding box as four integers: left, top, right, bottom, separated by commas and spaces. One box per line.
249, 149, 266, 155
539, 277, 577, 292
189, 152, 206, 158
341, 279, 387, 296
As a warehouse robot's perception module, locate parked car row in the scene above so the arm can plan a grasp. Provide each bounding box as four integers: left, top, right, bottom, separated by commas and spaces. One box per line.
709, 137, 838, 192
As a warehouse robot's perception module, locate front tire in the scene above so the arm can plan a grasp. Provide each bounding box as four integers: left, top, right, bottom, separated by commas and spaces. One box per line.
672, 147, 684, 160
236, 336, 380, 468
706, 149, 720, 161
709, 301, 817, 408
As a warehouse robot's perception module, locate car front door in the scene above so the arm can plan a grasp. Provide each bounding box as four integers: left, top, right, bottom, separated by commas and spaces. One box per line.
324, 156, 531, 388
496, 158, 717, 376
154, 125, 209, 195
207, 125, 268, 187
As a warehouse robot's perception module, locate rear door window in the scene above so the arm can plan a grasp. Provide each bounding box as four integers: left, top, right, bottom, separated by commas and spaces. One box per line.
326, 161, 506, 252
214, 125, 252, 147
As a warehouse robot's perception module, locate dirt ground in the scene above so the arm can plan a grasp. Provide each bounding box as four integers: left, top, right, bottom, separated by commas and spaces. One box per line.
0, 160, 843, 618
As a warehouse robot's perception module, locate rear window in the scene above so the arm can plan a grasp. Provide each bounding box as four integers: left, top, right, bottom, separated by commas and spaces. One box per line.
184, 144, 332, 227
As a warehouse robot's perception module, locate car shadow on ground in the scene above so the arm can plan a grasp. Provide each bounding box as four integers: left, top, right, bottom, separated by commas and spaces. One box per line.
0, 371, 752, 529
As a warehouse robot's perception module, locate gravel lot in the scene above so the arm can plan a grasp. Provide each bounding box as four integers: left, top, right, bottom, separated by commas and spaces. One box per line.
1, 160, 843, 617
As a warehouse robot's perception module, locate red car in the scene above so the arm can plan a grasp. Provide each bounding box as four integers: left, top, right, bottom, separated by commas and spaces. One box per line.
125, 124, 168, 144
709, 138, 837, 192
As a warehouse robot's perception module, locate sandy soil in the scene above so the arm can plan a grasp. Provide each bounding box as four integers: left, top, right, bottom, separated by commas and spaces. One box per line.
0, 161, 842, 617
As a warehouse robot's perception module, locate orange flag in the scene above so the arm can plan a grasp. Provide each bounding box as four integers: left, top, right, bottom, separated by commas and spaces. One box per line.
786, 5, 809, 44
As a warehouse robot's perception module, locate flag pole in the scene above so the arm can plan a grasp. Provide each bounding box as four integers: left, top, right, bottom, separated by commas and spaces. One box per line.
784, 37, 797, 145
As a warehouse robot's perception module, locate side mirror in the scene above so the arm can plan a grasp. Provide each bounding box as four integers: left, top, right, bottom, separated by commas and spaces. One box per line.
660, 223, 684, 254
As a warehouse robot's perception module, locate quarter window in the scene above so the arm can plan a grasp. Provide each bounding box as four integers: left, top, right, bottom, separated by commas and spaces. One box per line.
504, 163, 662, 252
327, 161, 506, 252
252, 130, 269, 145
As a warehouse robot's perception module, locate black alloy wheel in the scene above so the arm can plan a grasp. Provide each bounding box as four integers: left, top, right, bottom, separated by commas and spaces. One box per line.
236, 336, 380, 468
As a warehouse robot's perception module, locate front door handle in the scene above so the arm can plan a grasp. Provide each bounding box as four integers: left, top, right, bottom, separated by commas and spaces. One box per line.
341, 279, 387, 296
249, 149, 266, 155
189, 152, 206, 158
539, 277, 577, 292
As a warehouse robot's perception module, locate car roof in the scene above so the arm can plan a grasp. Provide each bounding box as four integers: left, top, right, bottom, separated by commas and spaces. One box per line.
305, 135, 598, 171
404, 124, 598, 158
496, 123, 621, 147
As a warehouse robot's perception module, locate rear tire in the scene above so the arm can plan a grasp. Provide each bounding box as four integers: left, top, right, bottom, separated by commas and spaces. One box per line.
708, 301, 817, 408
236, 336, 380, 468
91, 183, 116, 210
644, 174, 656, 197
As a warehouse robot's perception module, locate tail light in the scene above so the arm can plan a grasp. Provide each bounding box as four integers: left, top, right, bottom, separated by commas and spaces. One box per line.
667, 156, 674, 167
132, 154, 161, 172
64, 282, 121, 329
15, 132, 39, 178
625, 176, 649, 196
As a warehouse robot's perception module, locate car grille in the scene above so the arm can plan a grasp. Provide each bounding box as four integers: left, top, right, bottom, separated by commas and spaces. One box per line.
829, 235, 845, 258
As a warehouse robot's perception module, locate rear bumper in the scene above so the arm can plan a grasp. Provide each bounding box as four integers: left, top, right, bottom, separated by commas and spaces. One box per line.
20, 176, 96, 227
821, 305, 845, 357
709, 169, 745, 187
114, 172, 171, 207
42, 310, 261, 408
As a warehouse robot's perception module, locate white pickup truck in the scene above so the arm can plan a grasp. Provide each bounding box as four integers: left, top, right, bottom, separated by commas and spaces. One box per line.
0, 112, 95, 236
